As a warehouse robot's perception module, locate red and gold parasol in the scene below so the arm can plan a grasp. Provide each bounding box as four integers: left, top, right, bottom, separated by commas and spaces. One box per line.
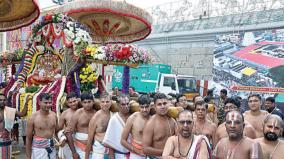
57, 0, 152, 44
0, 0, 40, 32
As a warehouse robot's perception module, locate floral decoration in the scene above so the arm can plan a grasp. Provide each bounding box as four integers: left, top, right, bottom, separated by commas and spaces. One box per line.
82, 44, 153, 66
79, 63, 99, 92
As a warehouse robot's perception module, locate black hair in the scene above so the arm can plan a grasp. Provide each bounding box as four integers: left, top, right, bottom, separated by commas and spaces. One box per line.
220, 89, 227, 95
195, 100, 208, 109
248, 94, 261, 101
81, 92, 93, 101
129, 86, 135, 91
207, 89, 214, 96
67, 92, 77, 100
39, 93, 52, 101
265, 97, 275, 103
153, 93, 167, 104
98, 75, 103, 81
176, 94, 186, 103
203, 96, 211, 103
138, 94, 151, 105
224, 97, 241, 108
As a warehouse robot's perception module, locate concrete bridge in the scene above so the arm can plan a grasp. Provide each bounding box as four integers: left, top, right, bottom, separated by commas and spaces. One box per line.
135, 7, 284, 80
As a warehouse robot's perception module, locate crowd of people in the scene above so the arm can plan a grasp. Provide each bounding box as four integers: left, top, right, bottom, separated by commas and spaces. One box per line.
0, 86, 284, 159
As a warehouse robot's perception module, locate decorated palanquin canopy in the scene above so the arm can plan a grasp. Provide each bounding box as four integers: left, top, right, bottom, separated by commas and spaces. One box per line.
56, 0, 153, 43
0, 0, 40, 32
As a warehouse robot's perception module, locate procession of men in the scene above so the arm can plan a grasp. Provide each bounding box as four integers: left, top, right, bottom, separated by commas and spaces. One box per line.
0, 86, 284, 159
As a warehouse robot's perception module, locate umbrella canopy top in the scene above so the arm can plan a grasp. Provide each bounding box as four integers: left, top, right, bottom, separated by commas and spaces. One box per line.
0, 0, 40, 32
56, 0, 152, 44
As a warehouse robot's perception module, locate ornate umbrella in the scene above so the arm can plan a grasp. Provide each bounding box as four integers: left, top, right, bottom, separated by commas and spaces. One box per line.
56, 0, 152, 44
0, 0, 40, 32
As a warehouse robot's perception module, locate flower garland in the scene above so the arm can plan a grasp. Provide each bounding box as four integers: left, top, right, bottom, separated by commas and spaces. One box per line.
83, 44, 153, 66
28, 13, 92, 55
0, 48, 24, 66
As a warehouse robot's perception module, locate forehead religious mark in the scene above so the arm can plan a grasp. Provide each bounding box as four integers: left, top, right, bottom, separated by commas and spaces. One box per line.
270, 119, 279, 128
228, 112, 238, 121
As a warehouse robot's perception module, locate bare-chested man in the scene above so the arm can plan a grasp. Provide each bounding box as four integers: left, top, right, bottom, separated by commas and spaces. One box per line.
26, 93, 59, 159
58, 92, 79, 159
193, 100, 217, 147
121, 95, 151, 159
214, 97, 256, 146
255, 115, 284, 159
66, 92, 96, 159
85, 93, 112, 159
103, 94, 131, 159
244, 94, 268, 138
213, 110, 263, 159
142, 93, 176, 159
0, 93, 30, 159
163, 110, 211, 159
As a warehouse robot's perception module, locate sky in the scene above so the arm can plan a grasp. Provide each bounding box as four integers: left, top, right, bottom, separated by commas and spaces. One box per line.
38, 0, 177, 9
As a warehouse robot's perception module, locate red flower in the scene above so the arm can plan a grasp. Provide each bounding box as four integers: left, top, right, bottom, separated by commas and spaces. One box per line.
45, 15, 52, 21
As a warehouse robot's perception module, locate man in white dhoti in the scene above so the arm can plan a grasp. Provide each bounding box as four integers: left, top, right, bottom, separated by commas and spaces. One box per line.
85, 93, 112, 159
66, 92, 95, 159
121, 95, 151, 159
58, 92, 79, 159
103, 95, 131, 159
26, 93, 59, 159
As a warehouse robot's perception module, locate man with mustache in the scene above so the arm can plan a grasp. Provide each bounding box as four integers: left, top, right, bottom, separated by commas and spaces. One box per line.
255, 114, 284, 159
214, 97, 256, 146
213, 110, 263, 159
162, 110, 211, 159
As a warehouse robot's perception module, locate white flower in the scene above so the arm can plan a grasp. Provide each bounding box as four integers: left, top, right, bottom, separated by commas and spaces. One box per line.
89, 63, 97, 71
97, 54, 105, 60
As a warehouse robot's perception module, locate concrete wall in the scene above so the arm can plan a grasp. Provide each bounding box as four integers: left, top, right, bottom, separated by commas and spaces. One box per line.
136, 32, 215, 80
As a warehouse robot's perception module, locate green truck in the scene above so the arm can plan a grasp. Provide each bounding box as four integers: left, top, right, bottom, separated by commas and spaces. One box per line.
112, 64, 199, 100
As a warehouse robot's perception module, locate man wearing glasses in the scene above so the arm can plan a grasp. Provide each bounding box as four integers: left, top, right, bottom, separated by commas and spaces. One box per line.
162, 110, 211, 159
142, 93, 176, 159
214, 97, 256, 146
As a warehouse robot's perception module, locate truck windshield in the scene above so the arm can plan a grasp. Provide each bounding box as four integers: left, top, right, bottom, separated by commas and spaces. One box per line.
177, 78, 198, 93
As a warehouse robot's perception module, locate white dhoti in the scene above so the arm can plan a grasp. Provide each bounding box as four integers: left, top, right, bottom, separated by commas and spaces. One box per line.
32, 136, 56, 159
114, 151, 130, 159
92, 140, 109, 159
74, 133, 92, 159
130, 153, 146, 159
103, 113, 129, 158
32, 147, 56, 159
58, 144, 73, 159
